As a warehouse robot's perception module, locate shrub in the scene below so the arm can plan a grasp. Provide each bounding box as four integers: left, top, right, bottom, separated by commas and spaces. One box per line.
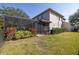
23, 31, 33, 38
51, 28, 65, 34
14, 30, 33, 40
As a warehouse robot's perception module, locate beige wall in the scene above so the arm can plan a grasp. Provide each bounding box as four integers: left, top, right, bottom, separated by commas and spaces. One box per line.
62, 22, 71, 31
49, 12, 63, 30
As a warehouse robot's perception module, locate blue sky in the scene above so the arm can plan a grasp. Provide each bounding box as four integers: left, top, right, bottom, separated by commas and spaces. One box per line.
0, 3, 79, 21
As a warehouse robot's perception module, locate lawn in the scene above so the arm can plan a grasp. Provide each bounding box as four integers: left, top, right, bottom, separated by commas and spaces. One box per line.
0, 32, 79, 55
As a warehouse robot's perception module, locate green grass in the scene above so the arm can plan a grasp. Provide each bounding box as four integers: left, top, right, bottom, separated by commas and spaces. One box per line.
0, 32, 79, 55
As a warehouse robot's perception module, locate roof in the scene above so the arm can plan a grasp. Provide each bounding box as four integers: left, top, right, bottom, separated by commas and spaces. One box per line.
39, 19, 51, 23
0, 14, 31, 20
32, 8, 64, 19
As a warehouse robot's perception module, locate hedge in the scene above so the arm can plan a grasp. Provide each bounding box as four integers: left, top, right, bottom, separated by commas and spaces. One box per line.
51, 28, 65, 34
14, 30, 33, 40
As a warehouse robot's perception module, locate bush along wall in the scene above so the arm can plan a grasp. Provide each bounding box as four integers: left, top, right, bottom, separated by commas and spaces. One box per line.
50, 28, 65, 34
13, 30, 33, 40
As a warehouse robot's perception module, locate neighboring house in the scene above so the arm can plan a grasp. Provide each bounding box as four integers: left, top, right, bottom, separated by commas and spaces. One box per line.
62, 22, 71, 31
32, 8, 65, 34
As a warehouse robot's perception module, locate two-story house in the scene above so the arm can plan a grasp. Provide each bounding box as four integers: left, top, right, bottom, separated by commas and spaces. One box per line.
1, 8, 66, 35
32, 8, 65, 34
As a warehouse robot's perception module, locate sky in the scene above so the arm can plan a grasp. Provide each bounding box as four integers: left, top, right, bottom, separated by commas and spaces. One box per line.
0, 3, 79, 21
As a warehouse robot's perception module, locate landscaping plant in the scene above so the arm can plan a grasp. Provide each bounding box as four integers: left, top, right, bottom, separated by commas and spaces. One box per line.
14, 30, 33, 39
51, 28, 65, 34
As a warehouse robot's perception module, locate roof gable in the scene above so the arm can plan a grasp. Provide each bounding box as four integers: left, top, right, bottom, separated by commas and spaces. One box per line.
32, 8, 64, 19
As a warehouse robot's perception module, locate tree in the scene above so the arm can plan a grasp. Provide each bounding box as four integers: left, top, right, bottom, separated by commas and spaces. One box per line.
69, 9, 79, 31
0, 6, 30, 30
0, 6, 29, 18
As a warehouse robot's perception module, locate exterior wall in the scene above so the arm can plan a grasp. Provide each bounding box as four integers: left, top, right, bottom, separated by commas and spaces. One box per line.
34, 11, 49, 20
59, 17, 63, 28
33, 9, 64, 34
41, 11, 49, 20
49, 12, 63, 30
62, 22, 71, 31
33, 11, 50, 34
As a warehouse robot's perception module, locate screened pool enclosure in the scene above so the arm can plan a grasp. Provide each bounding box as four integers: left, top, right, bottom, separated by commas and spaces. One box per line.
0, 14, 34, 41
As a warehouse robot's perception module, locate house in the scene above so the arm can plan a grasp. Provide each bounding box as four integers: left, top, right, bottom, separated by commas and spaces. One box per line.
32, 8, 65, 34
62, 22, 72, 31
0, 8, 66, 35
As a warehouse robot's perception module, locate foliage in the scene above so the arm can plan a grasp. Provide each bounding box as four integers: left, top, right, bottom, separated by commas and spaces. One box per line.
0, 6, 29, 18
69, 9, 79, 31
14, 30, 33, 39
51, 28, 65, 34
0, 32, 79, 54
0, 6, 30, 31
